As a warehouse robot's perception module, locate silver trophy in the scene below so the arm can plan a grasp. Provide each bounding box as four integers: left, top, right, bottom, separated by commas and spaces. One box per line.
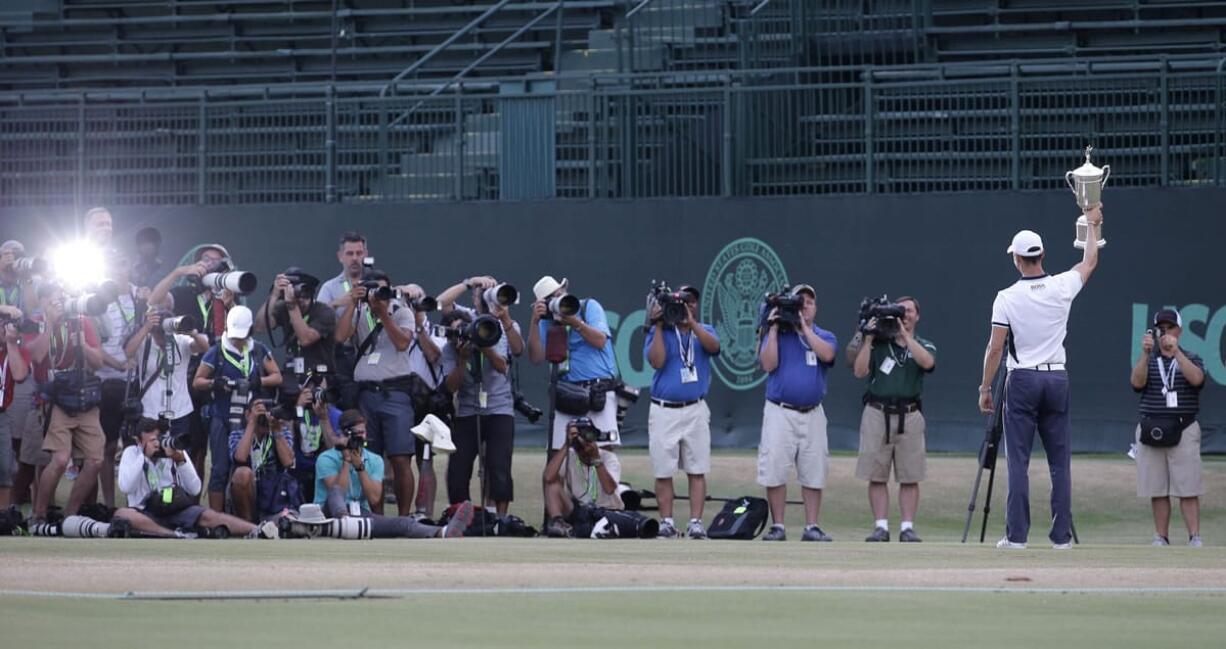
1064, 145, 1108, 249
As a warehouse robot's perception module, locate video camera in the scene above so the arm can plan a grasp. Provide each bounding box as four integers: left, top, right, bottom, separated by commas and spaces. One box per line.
647, 280, 688, 328
758, 286, 803, 333
568, 416, 613, 445
858, 295, 906, 339
444, 313, 503, 349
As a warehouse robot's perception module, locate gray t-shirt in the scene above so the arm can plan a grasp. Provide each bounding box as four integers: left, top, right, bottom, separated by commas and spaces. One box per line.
408, 333, 447, 389
317, 272, 357, 320
352, 300, 415, 382
440, 306, 518, 417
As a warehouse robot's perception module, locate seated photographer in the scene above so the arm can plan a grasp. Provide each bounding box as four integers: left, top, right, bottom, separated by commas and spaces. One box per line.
0, 314, 32, 508
438, 276, 524, 517
193, 306, 282, 512
228, 399, 297, 522
527, 276, 619, 452
314, 409, 471, 538
756, 284, 837, 542
333, 269, 419, 516
124, 309, 209, 454
28, 283, 107, 525
644, 284, 720, 539
850, 296, 935, 543
254, 267, 336, 387
287, 385, 343, 503
542, 418, 623, 538
116, 418, 273, 538
1130, 309, 1206, 547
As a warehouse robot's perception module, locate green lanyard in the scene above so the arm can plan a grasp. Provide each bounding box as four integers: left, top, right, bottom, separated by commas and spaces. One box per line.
342, 279, 377, 333
145, 462, 161, 492
221, 345, 251, 376
48, 322, 70, 366
252, 434, 272, 470
196, 294, 212, 327
302, 411, 321, 452
0, 283, 18, 308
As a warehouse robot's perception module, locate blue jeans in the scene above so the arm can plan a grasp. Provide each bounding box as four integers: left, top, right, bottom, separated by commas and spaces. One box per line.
1003, 369, 1072, 545
358, 388, 416, 457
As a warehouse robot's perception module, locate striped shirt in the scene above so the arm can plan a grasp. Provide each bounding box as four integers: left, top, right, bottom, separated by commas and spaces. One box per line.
1135, 350, 1203, 417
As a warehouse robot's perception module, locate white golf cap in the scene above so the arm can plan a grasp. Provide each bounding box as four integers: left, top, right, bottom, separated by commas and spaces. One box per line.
533, 275, 568, 302
1006, 230, 1045, 257
225, 305, 253, 339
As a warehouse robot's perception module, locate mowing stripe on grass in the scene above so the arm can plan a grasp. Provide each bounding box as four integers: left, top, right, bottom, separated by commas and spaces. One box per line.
5, 585, 1226, 600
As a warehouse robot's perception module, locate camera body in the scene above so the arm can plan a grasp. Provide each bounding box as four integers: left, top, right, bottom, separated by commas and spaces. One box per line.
648, 280, 688, 328
569, 416, 613, 445
858, 295, 906, 339
0, 313, 41, 335
512, 392, 543, 423
335, 433, 365, 453
759, 286, 803, 333
445, 313, 503, 349
361, 280, 395, 303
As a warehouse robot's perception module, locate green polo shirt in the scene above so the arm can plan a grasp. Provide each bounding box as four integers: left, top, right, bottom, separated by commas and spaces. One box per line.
865, 335, 936, 401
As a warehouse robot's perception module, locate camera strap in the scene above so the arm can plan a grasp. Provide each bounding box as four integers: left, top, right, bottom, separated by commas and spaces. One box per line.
136, 338, 161, 400
674, 326, 695, 369
352, 321, 384, 371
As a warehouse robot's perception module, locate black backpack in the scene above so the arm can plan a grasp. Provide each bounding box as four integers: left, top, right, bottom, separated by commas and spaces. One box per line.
706, 496, 769, 540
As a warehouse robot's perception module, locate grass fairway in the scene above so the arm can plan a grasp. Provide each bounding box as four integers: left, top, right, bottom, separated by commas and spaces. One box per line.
4, 451, 1224, 647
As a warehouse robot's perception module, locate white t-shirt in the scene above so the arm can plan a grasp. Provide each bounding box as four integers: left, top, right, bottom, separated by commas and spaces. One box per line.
990, 270, 1083, 370
139, 333, 197, 420
96, 292, 137, 380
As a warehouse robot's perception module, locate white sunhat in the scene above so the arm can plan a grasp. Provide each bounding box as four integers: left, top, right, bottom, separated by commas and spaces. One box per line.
225, 305, 254, 339
411, 414, 456, 453
532, 275, 568, 302
1006, 230, 1045, 257
285, 503, 334, 525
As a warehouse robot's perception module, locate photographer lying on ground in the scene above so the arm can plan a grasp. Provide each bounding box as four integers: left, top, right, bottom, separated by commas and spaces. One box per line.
115, 417, 276, 538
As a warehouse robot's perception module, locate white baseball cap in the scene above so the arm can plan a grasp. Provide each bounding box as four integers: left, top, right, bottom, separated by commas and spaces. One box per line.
533, 275, 568, 302
1006, 230, 1045, 257
225, 305, 253, 339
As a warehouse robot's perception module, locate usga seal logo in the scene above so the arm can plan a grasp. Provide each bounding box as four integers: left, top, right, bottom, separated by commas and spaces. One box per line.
701, 238, 790, 390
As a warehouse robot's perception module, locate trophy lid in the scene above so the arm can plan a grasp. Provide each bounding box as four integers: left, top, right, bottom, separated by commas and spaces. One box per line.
1070, 145, 1105, 179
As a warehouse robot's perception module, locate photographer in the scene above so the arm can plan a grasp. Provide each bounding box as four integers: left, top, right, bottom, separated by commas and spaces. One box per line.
228, 399, 297, 522
26, 283, 107, 525
0, 313, 31, 508
314, 409, 471, 538
288, 386, 343, 503
149, 244, 240, 482
850, 296, 935, 543
438, 276, 524, 517
527, 276, 619, 451
644, 284, 720, 539
254, 267, 336, 386
91, 256, 143, 509
192, 306, 282, 512
129, 227, 164, 291
542, 418, 624, 538
115, 417, 272, 538
1130, 309, 1206, 547
0, 240, 39, 315
123, 308, 209, 443
756, 284, 837, 542
333, 269, 419, 516
1, 240, 42, 509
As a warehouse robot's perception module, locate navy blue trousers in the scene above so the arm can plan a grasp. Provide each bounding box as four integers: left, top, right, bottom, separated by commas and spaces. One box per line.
1003, 369, 1073, 545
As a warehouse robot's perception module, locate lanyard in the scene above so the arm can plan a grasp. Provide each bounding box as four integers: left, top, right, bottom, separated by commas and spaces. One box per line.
888, 341, 911, 365
301, 411, 321, 453
674, 326, 695, 369
48, 322, 71, 367
222, 344, 251, 376
1157, 356, 1179, 394
0, 283, 18, 308
196, 294, 212, 327
358, 304, 377, 338
252, 434, 272, 470
145, 461, 161, 492
115, 293, 135, 327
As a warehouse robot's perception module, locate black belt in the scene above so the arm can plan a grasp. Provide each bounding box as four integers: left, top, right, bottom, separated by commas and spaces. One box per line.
651, 398, 702, 409
866, 399, 921, 442
567, 378, 612, 388
769, 399, 817, 414
358, 377, 412, 393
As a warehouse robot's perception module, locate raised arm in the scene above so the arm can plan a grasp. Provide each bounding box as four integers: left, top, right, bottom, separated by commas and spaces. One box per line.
1072, 204, 1103, 286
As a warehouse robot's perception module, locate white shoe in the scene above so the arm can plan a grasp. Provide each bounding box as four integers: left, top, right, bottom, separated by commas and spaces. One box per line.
996, 537, 1027, 549
1126, 443, 1137, 460
1052, 542, 1072, 550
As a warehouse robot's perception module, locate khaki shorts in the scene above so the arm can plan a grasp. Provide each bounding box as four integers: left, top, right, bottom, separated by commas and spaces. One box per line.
648, 400, 712, 478
757, 402, 828, 489
19, 406, 50, 467
854, 406, 927, 483
42, 405, 105, 463
1136, 421, 1203, 498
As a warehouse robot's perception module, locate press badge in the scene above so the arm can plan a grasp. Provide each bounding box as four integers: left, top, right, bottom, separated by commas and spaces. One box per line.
1166, 391, 1178, 408
879, 357, 897, 375
366, 352, 381, 365
805, 350, 818, 366
161, 487, 173, 504
292, 357, 305, 374
680, 366, 698, 384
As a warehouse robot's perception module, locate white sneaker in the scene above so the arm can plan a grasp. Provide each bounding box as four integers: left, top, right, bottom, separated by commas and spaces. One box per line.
1126, 443, 1138, 460
1052, 542, 1072, 550
1152, 534, 1170, 547
1188, 534, 1203, 548
996, 537, 1027, 550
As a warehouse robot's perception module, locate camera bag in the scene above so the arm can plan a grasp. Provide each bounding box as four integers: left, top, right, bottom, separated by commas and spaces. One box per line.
142, 462, 197, 518
706, 496, 769, 540
50, 370, 101, 415
256, 467, 303, 516
1138, 414, 1190, 448
554, 381, 592, 416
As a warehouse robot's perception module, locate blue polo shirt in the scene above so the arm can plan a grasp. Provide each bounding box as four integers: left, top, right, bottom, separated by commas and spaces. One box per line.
537, 298, 617, 381
198, 339, 273, 419
644, 325, 719, 402
762, 325, 837, 407
313, 448, 384, 512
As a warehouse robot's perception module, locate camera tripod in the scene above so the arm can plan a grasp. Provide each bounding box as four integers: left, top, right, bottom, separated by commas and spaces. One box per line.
961, 360, 1080, 545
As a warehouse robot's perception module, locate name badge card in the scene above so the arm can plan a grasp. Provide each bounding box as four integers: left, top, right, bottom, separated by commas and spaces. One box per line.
680, 366, 698, 384
1166, 391, 1178, 409
366, 352, 381, 365
805, 350, 818, 366
292, 357, 305, 374
879, 357, 897, 375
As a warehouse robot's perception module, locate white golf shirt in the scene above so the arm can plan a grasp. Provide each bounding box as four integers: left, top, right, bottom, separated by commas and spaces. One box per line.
990, 270, 1083, 370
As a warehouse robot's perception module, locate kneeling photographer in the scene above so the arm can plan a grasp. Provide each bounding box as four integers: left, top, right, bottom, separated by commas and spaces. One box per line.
115, 417, 273, 539
192, 306, 283, 512
850, 295, 935, 543
123, 309, 209, 451
228, 399, 298, 522
543, 418, 654, 539
311, 409, 471, 539
438, 276, 524, 518
333, 269, 420, 517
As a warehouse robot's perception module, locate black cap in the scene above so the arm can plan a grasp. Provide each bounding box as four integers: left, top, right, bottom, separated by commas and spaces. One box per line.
678, 285, 700, 302
1152, 309, 1182, 328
